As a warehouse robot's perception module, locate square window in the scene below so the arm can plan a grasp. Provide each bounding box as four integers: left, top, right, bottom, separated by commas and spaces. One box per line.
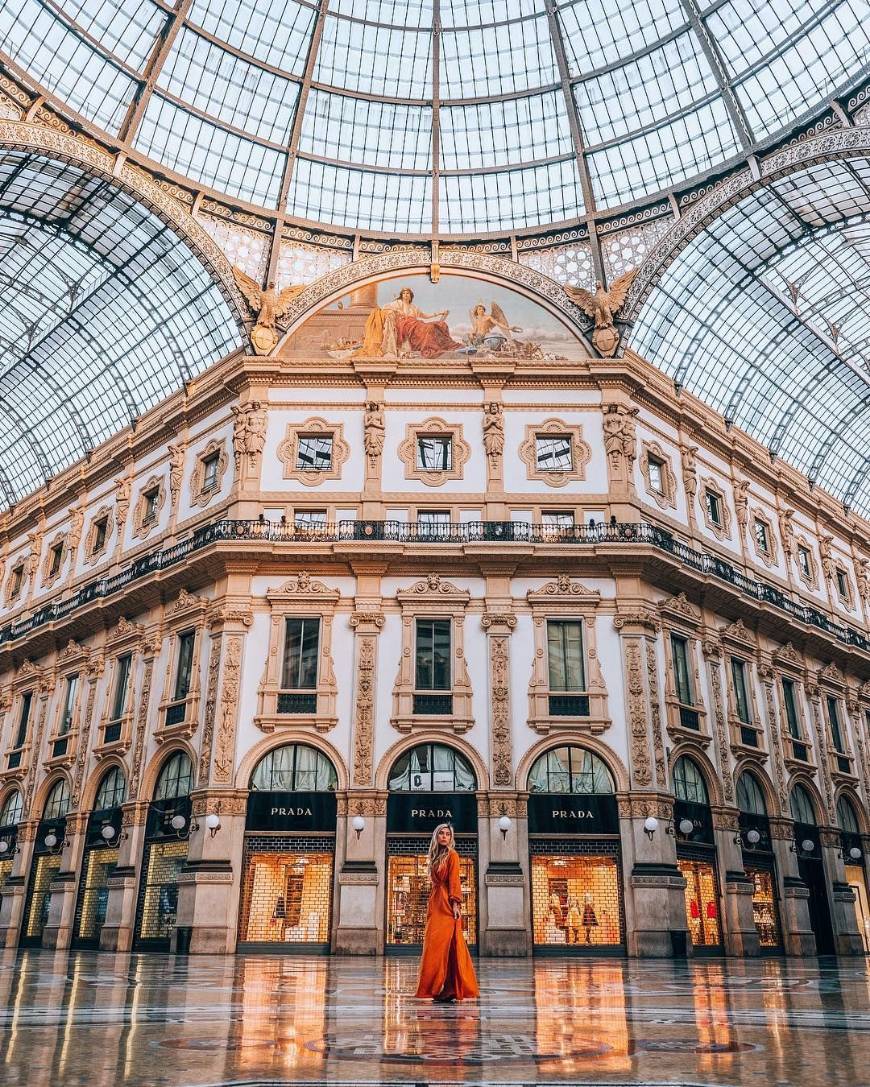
705, 489, 722, 527
418, 511, 451, 536
92, 517, 108, 554
535, 435, 572, 472
754, 519, 769, 553
542, 511, 575, 527
417, 436, 452, 470
202, 452, 220, 490
294, 510, 328, 529
647, 458, 664, 493
296, 435, 333, 471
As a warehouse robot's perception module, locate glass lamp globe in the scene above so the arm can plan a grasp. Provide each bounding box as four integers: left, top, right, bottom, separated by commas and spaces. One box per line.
498, 815, 512, 833
849, 846, 862, 861
170, 814, 186, 831
44, 832, 58, 849
205, 813, 221, 832
679, 818, 694, 837
643, 816, 659, 834
801, 838, 815, 852
746, 829, 761, 846
101, 824, 116, 841
351, 815, 365, 833
0, 840, 8, 854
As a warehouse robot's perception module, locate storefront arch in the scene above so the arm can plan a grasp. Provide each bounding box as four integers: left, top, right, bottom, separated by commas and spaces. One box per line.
236, 731, 348, 793
375, 732, 488, 793
72, 764, 128, 949
789, 779, 835, 956
736, 768, 784, 952
80, 758, 128, 812
668, 746, 723, 806
517, 736, 629, 795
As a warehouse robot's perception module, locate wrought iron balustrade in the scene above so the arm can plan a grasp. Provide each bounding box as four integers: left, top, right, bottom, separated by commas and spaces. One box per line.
0, 518, 866, 655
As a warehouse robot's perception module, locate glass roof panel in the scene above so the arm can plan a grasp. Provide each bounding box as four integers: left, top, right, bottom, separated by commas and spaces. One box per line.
2, 0, 868, 230
439, 159, 584, 233
286, 160, 433, 233
0, 150, 242, 506
630, 159, 870, 516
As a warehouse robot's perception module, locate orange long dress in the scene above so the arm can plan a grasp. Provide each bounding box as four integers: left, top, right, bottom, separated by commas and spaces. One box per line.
415, 849, 479, 1000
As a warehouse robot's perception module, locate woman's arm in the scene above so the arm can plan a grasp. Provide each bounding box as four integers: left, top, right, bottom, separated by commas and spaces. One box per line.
448, 851, 462, 917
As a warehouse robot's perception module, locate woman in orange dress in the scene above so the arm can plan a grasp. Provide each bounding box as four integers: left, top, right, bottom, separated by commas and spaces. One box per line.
415, 824, 479, 1002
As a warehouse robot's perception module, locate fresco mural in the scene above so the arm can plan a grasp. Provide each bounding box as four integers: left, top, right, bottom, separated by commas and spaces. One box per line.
281, 274, 589, 361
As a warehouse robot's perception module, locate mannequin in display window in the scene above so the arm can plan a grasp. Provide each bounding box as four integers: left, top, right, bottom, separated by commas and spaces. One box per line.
582, 894, 599, 944
566, 898, 582, 945
415, 824, 479, 1002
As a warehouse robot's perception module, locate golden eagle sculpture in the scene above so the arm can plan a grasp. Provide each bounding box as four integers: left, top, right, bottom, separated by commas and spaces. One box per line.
564, 268, 637, 357
232, 266, 305, 355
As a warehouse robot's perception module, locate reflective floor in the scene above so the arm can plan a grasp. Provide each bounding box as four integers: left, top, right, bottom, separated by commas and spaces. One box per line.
0, 951, 867, 1086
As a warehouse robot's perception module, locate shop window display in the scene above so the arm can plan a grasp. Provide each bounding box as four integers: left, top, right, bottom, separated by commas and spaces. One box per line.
74, 848, 118, 942
679, 859, 721, 947
744, 867, 781, 948
531, 854, 622, 947
137, 840, 188, 942
25, 854, 61, 939
386, 851, 477, 948
239, 846, 333, 944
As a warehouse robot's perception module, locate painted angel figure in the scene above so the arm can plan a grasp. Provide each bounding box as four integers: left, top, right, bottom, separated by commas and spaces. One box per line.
232, 266, 304, 355
467, 302, 521, 349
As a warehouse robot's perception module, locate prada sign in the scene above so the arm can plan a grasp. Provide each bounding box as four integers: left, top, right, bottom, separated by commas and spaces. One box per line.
388, 792, 477, 834
528, 793, 618, 835
246, 791, 337, 832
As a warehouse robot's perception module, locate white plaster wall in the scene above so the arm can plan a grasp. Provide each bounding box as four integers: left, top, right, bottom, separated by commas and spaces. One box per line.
260, 408, 365, 494
502, 408, 607, 495
381, 409, 486, 494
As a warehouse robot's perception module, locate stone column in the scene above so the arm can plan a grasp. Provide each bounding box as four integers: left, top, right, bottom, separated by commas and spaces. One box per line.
615, 609, 688, 956
334, 791, 387, 954
0, 818, 37, 946
712, 805, 759, 956
174, 789, 248, 953
820, 826, 864, 955
100, 800, 149, 951
42, 811, 89, 949
479, 603, 527, 955
769, 816, 815, 956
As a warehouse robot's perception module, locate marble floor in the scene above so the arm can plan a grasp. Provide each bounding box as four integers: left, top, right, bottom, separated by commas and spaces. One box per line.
0, 951, 867, 1087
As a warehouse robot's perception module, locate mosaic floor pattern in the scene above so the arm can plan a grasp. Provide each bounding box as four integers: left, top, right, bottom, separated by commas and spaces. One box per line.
0, 950, 867, 1086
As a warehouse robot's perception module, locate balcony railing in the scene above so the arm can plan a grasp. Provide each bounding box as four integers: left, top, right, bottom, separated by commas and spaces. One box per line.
1, 519, 867, 653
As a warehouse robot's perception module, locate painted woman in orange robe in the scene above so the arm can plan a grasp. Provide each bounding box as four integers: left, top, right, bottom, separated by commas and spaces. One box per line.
415, 824, 479, 1002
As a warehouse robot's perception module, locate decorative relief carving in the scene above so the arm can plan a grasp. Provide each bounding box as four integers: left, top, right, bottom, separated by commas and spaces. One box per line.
658, 592, 701, 624
489, 633, 513, 787
624, 639, 652, 787
706, 650, 734, 803
721, 617, 754, 648
352, 634, 378, 787
482, 402, 504, 469
129, 655, 155, 798
818, 534, 835, 582
613, 609, 660, 632
168, 443, 186, 509
114, 476, 131, 536
639, 440, 677, 509
214, 636, 242, 783
363, 400, 385, 467
806, 689, 836, 823
198, 635, 222, 784
397, 417, 470, 487
481, 611, 517, 631
733, 479, 750, 540
646, 640, 667, 788
529, 575, 599, 601
778, 508, 796, 564
773, 642, 802, 668
518, 418, 591, 487
231, 401, 267, 478
699, 477, 732, 540
760, 669, 788, 814
276, 417, 349, 486
680, 444, 698, 503
173, 587, 208, 614
83, 505, 114, 565
71, 671, 99, 808
189, 439, 229, 508
603, 405, 638, 473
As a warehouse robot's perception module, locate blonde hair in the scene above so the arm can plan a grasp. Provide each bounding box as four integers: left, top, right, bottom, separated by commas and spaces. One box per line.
427, 822, 454, 879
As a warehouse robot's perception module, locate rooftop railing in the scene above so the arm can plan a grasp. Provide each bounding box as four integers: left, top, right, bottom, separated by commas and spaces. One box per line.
2, 519, 867, 652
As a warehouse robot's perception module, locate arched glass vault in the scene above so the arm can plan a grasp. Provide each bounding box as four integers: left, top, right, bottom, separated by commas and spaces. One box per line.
0, 149, 244, 505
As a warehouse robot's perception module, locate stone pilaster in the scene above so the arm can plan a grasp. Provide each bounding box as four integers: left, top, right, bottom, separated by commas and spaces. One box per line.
100, 800, 149, 951
41, 810, 89, 949
478, 792, 528, 957
349, 608, 384, 788
769, 816, 815, 956
333, 791, 387, 955
712, 805, 759, 957
0, 818, 37, 947
819, 826, 864, 956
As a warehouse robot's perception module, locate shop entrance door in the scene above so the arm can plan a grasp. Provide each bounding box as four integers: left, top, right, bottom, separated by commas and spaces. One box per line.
798, 856, 835, 955
677, 856, 722, 950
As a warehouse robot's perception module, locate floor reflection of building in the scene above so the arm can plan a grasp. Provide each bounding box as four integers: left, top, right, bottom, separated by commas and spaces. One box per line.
690, 962, 736, 1073
534, 961, 630, 1075
229, 957, 327, 1076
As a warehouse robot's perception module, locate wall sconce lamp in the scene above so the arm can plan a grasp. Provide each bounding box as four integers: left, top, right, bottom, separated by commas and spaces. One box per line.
204, 812, 222, 839
0, 838, 19, 857
664, 818, 694, 838
838, 845, 862, 862
43, 830, 70, 853
352, 815, 365, 840
790, 837, 815, 854
498, 815, 512, 841
643, 816, 659, 841
99, 823, 129, 844
170, 813, 190, 840
736, 828, 761, 847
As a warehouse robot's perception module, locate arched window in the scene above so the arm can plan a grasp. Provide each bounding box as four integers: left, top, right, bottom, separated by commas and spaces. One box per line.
527, 746, 614, 794
250, 744, 337, 792
673, 756, 709, 806
789, 784, 816, 825
837, 795, 860, 834
388, 743, 476, 792
94, 767, 127, 811
43, 779, 70, 820
154, 752, 193, 801
0, 791, 22, 827
736, 772, 767, 816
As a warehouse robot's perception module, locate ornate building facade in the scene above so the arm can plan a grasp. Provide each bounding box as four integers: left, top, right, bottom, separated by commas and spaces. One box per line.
0, 253, 867, 961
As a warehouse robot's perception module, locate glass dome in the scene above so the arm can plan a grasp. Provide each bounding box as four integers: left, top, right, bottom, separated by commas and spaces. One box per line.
2, 0, 867, 236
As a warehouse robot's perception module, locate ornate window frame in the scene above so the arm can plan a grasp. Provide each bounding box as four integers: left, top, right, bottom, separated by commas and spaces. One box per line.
398, 417, 470, 487
720, 619, 765, 758
255, 573, 339, 733
156, 589, 209, 742
795, 536, 818, 590
816, 662, 856, 783
131, 476, 166, 540
639, 440, 677, 509
771, 643, 814, 770
2, 661, 43, 782
750, 509, 778, 568
42, 532, 68, 588
45, 640, 89, 771
833, 564, 853, 608
518, 418, 592, 488
95, 617, 144, 755
526, 576, 609, 735
276, 417, 349, 486
5, 561, 25, 604
700, 477, 732, 540
83, 505, 115, 566
391, 574, 473, 734
189, 439, 230, 508
658, 593, 709, 743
